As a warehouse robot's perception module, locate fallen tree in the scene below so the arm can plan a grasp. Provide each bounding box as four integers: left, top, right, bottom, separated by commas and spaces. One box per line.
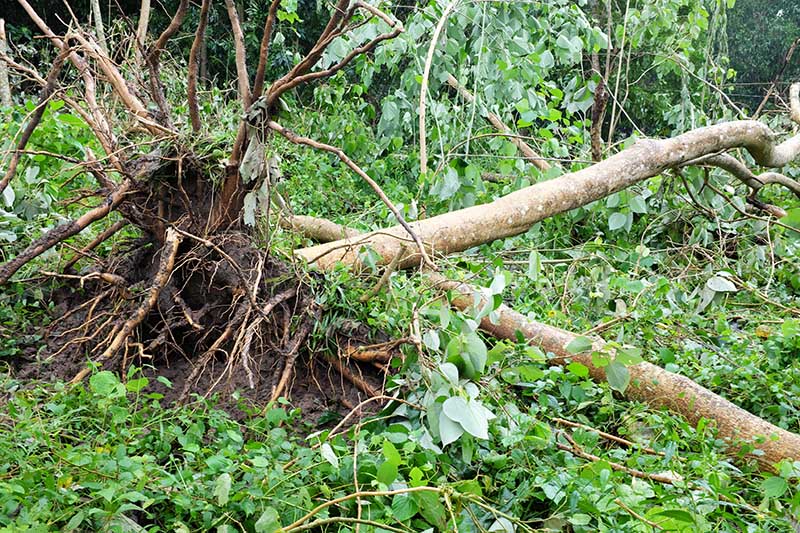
1, 0, 799, 477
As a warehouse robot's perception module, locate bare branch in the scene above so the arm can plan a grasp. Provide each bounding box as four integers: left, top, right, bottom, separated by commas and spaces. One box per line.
0, 180, 133, 284
188, 0, 212, 132
268, 119, 437, 270
253, 0, 282, 99
224, 0, 252, 107
0, 50, 67, 196
690, 153, 800, 198
147, 0, 190, 65
272, 8, 403, 97
266, 0, 351, 107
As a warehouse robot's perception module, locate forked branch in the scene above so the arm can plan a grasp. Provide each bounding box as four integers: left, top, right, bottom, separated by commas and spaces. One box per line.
268, 120, 436, 270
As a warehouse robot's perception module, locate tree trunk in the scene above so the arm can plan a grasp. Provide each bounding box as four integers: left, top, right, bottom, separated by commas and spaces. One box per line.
297, 120, 800, 270
134, 0, 151, 68
89, 0, 108, 55
0, 19, 12, 108
290, 215, 800, 470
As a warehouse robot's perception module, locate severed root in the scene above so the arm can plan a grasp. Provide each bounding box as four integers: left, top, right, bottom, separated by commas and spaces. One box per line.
70, 227, 182, 384
271, 304, 321, 402
323, 352, 380, 398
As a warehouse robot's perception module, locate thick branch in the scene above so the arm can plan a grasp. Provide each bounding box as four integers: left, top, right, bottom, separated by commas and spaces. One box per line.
268, 120, 436, 269
147, 0, 189, 65
265, 0, 350, 107
691, 153, 800, 198
286, 214, 800, 470
446, 74, 550, 171
272, 10, 402, 98
280, 215, 362, 241
431, 273, 800, 470
0, 180, 132, 284
224, 0, 252, 107
297, 120, 800, 270
252, 0, 281, 99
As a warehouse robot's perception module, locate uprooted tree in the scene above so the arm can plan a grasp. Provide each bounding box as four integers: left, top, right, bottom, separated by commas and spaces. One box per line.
1, 0, 800, 472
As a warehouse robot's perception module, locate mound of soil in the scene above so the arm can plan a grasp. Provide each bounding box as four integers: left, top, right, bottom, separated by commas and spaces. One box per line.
11, 231, 394, 425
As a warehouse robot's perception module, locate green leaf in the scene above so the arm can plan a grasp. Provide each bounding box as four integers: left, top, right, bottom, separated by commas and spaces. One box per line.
606, 361, 630, 392
377, 460, 398, 485
391, 493, 418, 521
90, 371, 121, 397
447, 332, 487, 379
443, 397, 489, 439
706, 275, 737, 293
762, 476, 789, 498
254, 508, 281, 532
125, 377, 149, 393
439, 410, 465, 446
567, 362, 589, 378
565, 336, 593, 354
66, 510, 85, 531
616, 347, 643, 366
629, 195, 648, 214
382, 440, 402, 466
214, 473, 232, 506
413, 490, 447, 530
320, 443, 339, 468
608, 212, 627, 231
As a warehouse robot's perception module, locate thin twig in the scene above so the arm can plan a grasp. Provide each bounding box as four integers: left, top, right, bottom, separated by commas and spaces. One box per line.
268, 120, 436, 270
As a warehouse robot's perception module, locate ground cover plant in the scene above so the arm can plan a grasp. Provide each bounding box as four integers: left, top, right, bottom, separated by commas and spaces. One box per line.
0, 0, 799, 530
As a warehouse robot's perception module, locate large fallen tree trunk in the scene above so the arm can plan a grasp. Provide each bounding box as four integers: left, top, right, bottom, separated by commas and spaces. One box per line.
297, 119, 800, 270
290, 211, 800, 470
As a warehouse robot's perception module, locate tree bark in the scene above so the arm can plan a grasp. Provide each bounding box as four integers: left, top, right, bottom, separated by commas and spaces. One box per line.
296, 120, 800, 270
0, 19, 12, 108
134, 0, 151, 69
89, 0, 108, 55
432, 273, 800, 471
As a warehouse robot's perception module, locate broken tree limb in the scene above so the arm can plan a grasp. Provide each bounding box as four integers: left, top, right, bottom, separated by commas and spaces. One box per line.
0, 179, 133, 284
429, 272, 800, 471
280, 215, 362, 242
446, 73, 551, 172
296, 119, 800, 271
286, 214, 800, 470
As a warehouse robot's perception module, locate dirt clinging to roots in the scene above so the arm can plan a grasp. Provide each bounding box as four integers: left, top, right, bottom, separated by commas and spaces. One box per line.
14, 231, 388, 423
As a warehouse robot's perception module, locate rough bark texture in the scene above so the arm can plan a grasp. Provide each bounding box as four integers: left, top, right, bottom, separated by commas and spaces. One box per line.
297, 120, 800, 270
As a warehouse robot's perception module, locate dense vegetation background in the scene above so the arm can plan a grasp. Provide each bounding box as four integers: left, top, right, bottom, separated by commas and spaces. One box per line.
1, 0, 799, 531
